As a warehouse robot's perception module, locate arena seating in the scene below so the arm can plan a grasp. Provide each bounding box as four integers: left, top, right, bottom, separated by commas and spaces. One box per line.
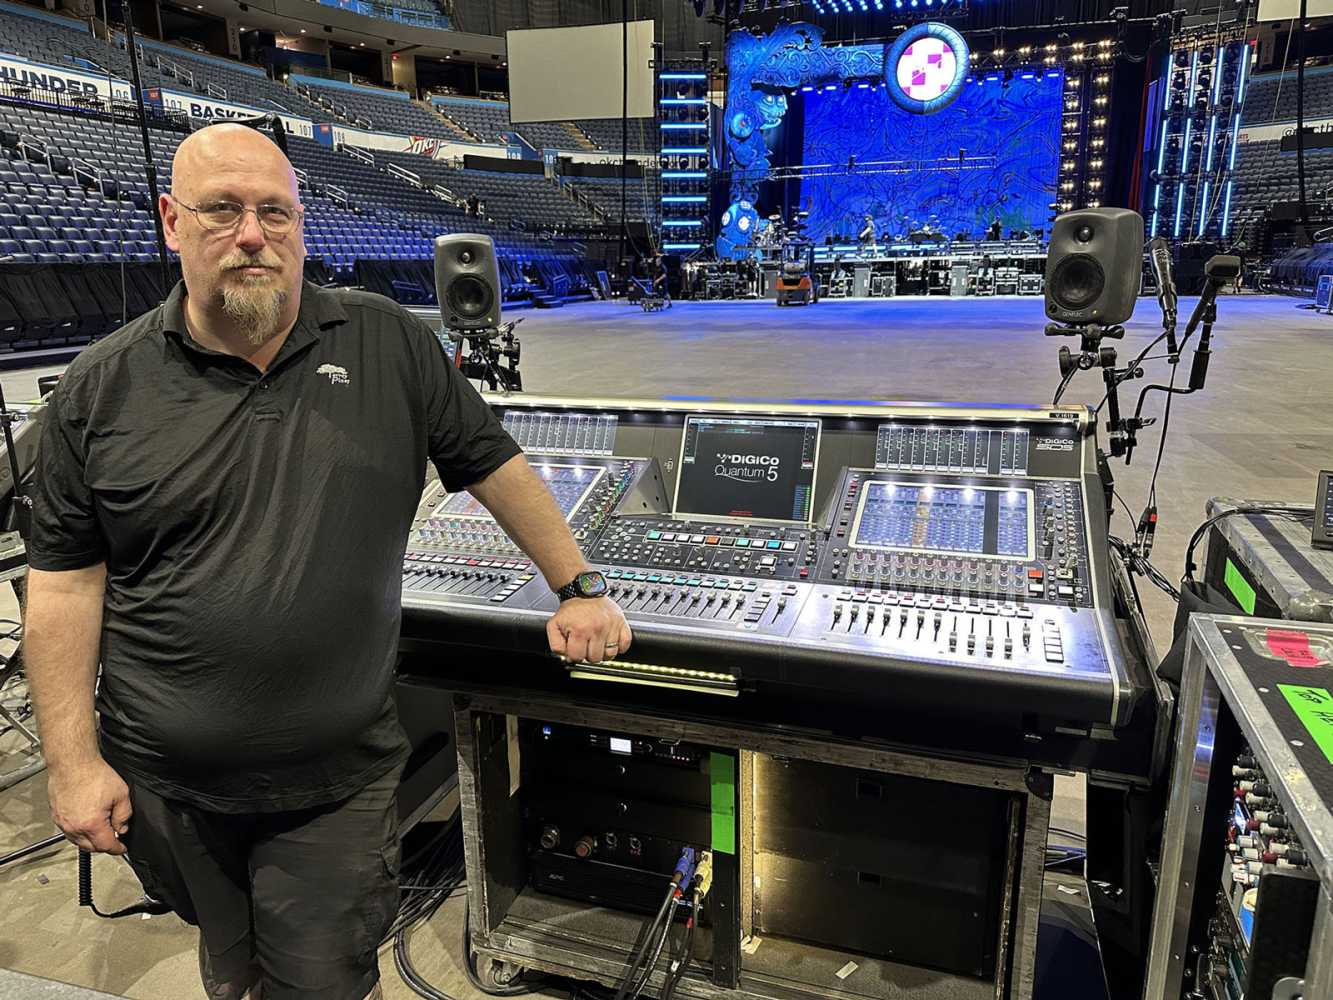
0, 1, 610, 354
295, 77, 470, 139
571, 117, 655, 154
129, 39, 330, 118
426, 97, 602, 153
428, 97, 515, 145
312, 0, 450, 31
374, 153, 606, 231
564, 175, 654, 222
0, 101, 180, 263
0, 1, 134, 78
1241, 66, 1333, 129
1227, 65, 1333, 250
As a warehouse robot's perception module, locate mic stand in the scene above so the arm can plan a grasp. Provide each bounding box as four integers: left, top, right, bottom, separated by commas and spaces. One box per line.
1045, 320, 1147, 521
0, 382, 31, 543
116, 0, 172, 296
450, 320, 523, 395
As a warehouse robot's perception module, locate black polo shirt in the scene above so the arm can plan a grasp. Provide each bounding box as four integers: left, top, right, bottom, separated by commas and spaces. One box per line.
30, 280, 521, 813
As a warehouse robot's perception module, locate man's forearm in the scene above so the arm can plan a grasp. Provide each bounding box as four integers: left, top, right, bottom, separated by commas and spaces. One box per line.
24, 565, 108, 774
467, 454, 589, 590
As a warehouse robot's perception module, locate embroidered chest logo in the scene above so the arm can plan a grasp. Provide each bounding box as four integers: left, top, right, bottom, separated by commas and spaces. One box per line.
316, 363, 350, 386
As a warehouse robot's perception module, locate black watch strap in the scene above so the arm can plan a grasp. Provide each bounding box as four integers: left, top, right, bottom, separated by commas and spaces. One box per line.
557, 570, 608, 601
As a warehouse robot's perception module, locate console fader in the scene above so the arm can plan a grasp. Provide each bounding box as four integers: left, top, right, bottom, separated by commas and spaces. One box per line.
400, 399, 1139, 730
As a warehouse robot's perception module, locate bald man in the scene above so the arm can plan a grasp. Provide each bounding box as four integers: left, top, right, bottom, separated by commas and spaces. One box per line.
24, 124, 630, 999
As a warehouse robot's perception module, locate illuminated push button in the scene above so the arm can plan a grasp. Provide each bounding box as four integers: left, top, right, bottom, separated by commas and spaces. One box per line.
735, 538, 750, 548
767, 540, 782, 549
647, 531, 662, 540
690, 534, 706, 544
705, 536, 721, 545
782, 541, 798, 551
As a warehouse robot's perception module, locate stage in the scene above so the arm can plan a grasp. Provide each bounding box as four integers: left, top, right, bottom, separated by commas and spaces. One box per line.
502, 293, 1332, 643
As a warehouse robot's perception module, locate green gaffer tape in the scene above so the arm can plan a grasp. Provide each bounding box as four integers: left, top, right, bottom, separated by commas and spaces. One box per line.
1278, 684, 1333, 766
709, 751, 736, 855
1225, 558, 1257, 615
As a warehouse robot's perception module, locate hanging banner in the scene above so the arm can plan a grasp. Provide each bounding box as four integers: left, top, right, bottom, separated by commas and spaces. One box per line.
154, 88, 314, 138
315, 122, 336, 147
1238, 117, 1333, 144
0, 53, 133, 101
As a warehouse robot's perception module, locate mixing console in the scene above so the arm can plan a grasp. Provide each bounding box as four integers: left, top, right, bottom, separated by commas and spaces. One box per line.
400, 398, 1139, 729
403, 455, 666, 604
589, 518, 814, 579
820, 469, 1091, 606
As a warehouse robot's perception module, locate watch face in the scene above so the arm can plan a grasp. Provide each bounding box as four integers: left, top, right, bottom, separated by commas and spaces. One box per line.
579, 571, 608, 597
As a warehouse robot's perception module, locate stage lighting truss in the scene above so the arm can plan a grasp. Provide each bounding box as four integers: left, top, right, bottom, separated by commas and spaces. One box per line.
1146, 35, 1249, 243
657, 64, 714, 255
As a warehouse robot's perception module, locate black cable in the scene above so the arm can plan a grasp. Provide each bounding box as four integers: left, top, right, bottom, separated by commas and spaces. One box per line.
1297, 0, 1308, 227
1051, 363, 1079, 406
660, 889, 699, 1000
1141, 356, 1178, 508
613, 882, 678, 1000
619, 0, 629, 265
627, 897, 676, 1000
1182, 505, 1314, 584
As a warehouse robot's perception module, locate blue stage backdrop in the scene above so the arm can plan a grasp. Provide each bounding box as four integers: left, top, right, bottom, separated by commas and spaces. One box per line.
800, 67, 1062, 244
718, 24, 1062, 257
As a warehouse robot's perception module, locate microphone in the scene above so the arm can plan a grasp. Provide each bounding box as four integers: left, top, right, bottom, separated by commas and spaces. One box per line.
1148, 236, 1179, 356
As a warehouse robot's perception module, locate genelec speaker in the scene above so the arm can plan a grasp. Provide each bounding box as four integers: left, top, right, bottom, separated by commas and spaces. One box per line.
435, 233, 501, 331
1044, 208, 1144, 326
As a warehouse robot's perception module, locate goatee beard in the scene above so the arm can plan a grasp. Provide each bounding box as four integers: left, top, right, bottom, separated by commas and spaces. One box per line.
220, 283, 289, 346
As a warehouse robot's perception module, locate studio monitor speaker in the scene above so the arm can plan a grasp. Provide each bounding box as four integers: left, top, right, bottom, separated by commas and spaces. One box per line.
435, 233, 501, 331
1044, 208, 1144, 327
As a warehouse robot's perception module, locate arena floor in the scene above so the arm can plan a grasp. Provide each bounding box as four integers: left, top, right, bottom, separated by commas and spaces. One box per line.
0, 290, 1328, 998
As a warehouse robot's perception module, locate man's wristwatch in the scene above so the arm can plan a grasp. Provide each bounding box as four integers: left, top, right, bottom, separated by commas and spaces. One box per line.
556, 570, 609, 601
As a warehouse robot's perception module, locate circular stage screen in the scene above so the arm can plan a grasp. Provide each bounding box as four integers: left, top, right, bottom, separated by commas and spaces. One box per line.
885, 22, 970, 115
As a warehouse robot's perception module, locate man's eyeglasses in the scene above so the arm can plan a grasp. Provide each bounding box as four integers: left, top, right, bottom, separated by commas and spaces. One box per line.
173, 198, 304, 236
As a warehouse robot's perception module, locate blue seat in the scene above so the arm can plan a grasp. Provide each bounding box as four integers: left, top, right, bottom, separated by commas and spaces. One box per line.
11, 226, 34, 241
35, 253, 61, 263
60, 227, 81, 241
0, 238, 21, 256
71, 240, 93, 254
95, 240, 118, 254
33, 226, 57, 241
23, 240, 47, 255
